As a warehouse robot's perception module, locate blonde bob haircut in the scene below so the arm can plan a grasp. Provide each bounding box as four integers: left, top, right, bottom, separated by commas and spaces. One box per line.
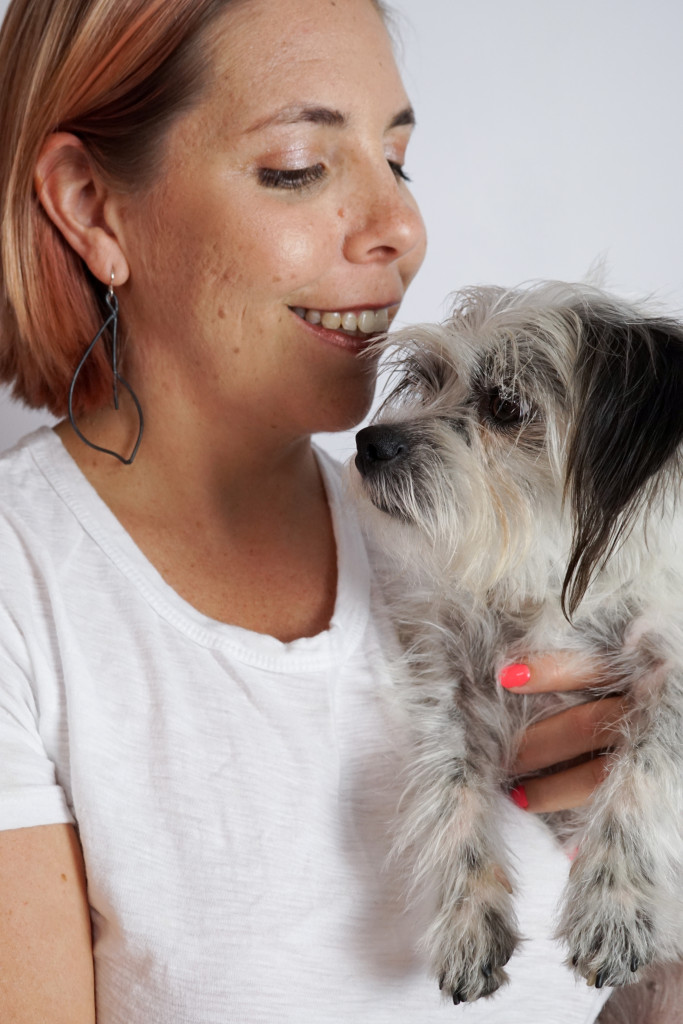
0, 0, 390, 417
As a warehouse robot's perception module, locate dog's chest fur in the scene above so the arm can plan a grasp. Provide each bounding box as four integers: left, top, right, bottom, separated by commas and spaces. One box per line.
390, 572, 669, 796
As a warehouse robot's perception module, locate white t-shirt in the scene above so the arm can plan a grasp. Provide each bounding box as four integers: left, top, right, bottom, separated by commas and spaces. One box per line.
0, 428, 610, 1023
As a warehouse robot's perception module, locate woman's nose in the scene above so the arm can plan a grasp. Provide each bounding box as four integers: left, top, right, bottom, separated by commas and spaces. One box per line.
343, 169, 426, 268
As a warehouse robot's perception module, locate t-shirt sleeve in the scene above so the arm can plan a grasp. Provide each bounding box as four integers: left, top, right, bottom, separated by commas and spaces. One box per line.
0, 584, 74, 831
0, 669, 74, 830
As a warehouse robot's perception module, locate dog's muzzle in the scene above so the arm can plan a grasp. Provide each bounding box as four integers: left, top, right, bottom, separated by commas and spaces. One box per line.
355, 424, 409, 478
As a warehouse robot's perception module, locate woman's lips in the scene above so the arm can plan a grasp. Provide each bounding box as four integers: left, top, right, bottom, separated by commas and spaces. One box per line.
291, 304, 392, 336
290, 309, 383, 353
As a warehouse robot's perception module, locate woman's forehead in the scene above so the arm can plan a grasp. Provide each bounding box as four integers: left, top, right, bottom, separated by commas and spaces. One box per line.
199, 0, 406, 126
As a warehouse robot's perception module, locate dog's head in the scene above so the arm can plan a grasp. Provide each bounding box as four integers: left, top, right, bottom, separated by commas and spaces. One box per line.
353, 282, 683, 614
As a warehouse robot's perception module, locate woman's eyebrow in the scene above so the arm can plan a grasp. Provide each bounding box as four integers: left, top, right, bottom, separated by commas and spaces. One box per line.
388, 106, 416, 130
246, 104, 415, 133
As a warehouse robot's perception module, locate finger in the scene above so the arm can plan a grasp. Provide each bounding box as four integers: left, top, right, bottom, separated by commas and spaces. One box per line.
510, 756, 610, 814
498, 651, 607, 694
513, 697, 626, 775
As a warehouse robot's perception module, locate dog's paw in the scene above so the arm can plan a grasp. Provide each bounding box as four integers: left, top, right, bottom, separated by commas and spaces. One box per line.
560, 899, 655, 988
559, 846, 660, 988
432, 904, 519, 1004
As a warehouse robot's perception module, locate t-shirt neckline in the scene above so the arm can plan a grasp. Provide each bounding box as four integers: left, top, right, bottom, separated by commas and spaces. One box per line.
28, 427, 370, 670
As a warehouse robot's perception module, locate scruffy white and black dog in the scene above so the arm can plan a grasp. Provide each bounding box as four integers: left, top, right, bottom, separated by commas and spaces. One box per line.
352, 281, 683, 1005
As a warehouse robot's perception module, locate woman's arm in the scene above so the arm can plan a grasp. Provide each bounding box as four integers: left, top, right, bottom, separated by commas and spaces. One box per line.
0, 824, 96, 1023
597, 962, 683, 1024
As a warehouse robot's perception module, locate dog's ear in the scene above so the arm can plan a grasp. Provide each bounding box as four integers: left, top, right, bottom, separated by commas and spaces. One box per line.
562, 306, 683, 617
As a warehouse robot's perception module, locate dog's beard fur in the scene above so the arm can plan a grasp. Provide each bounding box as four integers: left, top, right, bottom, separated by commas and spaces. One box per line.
352, 281, 683, 1004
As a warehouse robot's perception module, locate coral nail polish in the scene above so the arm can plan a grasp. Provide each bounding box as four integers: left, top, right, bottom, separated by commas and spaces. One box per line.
498, 663, 531, 689
509, 785, 529, 810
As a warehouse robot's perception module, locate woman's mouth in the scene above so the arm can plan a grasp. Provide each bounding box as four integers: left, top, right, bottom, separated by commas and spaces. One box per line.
290, 305, 391, 338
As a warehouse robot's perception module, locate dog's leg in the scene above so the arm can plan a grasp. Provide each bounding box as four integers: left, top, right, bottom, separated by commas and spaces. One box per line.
558, 667, 683, 989
398, 648, 520, 1003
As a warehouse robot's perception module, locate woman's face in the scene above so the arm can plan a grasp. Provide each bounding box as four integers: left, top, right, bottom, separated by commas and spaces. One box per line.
119, 0, 427, 440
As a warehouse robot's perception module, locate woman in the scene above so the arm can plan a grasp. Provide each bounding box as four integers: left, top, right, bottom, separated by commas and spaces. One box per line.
0, 0, 623, 1020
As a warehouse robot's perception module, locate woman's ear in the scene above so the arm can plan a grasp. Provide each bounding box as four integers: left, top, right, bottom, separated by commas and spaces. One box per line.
34, 133, 130, 287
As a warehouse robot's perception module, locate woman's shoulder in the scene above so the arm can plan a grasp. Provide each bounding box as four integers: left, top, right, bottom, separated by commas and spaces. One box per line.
0, 428, 80, 584
0, 425, 57, 483
0, 427, 66, 522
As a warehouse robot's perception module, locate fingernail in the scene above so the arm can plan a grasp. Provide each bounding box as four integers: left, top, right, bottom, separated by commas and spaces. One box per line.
498, 663, 531, 689
509, 784, 529, 810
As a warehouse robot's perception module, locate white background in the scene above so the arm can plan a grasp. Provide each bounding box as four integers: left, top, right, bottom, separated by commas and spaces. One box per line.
2, 0, 682, 459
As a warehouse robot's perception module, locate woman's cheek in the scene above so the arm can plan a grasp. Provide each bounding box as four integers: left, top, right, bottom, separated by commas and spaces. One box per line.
255, 213, 328, 288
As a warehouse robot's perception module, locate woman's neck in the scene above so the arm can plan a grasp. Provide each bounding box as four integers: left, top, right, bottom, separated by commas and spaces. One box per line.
53, 412, 339, 640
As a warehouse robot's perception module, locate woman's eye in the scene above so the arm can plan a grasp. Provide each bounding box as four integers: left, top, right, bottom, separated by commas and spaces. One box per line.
257, 164, 326, 190
388, 160, 411, 182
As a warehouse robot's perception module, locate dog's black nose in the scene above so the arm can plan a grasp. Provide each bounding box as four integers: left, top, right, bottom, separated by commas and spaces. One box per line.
355, 425, 409, 477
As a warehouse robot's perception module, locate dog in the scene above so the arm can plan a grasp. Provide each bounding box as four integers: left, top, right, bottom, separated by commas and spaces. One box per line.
352, 281, 683, 1005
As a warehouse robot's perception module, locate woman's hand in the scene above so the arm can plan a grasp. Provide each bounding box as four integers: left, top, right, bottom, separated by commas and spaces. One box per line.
501, 654, 626, 814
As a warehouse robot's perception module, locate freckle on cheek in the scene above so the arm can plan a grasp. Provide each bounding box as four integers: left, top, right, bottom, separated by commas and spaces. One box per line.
217, 308, 226, 319
337, 208, 345, 218
233, 347, 241, 355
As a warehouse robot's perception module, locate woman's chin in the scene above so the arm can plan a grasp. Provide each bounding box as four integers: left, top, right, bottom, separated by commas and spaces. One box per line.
310, 379, 378, 437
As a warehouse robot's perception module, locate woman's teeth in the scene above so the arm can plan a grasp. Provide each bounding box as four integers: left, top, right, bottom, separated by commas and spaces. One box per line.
292, 306, 390, 335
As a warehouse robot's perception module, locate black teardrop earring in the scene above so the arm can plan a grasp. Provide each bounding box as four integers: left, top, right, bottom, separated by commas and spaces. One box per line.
68, 272, 144, 465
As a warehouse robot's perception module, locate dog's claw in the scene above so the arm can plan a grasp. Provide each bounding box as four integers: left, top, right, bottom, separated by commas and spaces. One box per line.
631, 956, 640, 973
433, 897, 517, 1003
595, 970, 607, 989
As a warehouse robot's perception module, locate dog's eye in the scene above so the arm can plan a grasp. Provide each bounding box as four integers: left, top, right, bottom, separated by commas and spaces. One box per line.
481, 388, 533, 426
491, 394, 523, 422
